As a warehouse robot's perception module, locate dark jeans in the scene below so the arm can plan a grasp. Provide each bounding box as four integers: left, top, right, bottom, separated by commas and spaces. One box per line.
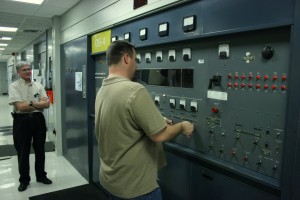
109, 188, 162, 200
12, 112, 47, 184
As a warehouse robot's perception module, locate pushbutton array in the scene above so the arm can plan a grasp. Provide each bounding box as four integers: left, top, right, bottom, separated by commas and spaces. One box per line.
227, 72, 287, 92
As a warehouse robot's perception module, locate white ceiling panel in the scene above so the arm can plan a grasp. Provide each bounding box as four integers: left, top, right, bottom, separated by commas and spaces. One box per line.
0, 0, 81, 61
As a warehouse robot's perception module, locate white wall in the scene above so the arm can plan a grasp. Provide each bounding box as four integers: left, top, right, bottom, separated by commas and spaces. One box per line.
60, 0, 191, 44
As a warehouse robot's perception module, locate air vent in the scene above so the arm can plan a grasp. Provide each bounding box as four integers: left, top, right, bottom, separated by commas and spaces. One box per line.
22, 29, 42, 33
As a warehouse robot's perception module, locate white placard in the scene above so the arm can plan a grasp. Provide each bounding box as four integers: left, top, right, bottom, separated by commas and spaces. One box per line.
207, 90, 228, 101
75, 72, 82, 91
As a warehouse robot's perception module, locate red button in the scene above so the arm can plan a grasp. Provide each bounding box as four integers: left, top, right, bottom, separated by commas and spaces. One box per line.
264, 84, 269, 89
282, 75, 287, 81
227, 82, 232, 87
256, 75, 261, 80
281, 85, 286, 91
228, 74, 232, 79
241, 83, 246, 88
272, 85, 277, 90
272, 75, 278, 81
264, 75, 269, 80
249, 74, 253, 79
256, 84, 261, 89
248, 83, 253, 88
241, 75, 246, 79
234, 74, 239, 79
234, 83, 239, 88
211, 107, 219, 113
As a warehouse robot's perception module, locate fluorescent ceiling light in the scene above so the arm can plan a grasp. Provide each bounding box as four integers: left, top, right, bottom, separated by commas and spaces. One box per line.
0, 44, 8, 46
0, 27, 18, 32
0, 48, 5, 50
0, 37, 12, 40
10, 0, 44, 4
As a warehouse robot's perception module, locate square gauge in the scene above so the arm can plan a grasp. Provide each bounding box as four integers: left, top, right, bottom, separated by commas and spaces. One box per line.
139, 28, 147, 40
183, 15, 196, 32
124, 32, 130, 42
111, 36, 118, 42
158, 22, 169, 37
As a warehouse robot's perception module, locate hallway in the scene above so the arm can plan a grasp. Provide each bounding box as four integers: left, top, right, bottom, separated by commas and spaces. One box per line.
0, 94, 88, 200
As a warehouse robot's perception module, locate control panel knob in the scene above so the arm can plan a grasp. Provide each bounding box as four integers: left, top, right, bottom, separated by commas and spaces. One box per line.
241, 74, 246, 79
272, 85, 277, 90
257, 160, 262, 166
248, 83, 253, 88
281, 85, 286, 91
256, 84, 261, 89
264, 84, 269, 89
282, 75, 287, 81
272, 75, 278, 81
264, 75, 269, 80
241, 83, 246, 88
211, 107, 219, 113
256, 75, 261, 80
262, 45, 274, 60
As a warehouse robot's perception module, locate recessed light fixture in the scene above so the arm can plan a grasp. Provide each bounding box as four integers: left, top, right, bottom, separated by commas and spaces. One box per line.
0, 37, 12, 40
0, 48, 5, 50
0, 44, 8, 46
11, 0, 44, 4
0, 27, 18, 32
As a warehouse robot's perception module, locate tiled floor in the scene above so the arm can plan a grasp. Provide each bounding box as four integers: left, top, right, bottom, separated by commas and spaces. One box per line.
0, 94, 88, 200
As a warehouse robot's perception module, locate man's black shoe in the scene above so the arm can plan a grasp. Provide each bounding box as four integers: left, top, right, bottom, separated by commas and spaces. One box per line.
37, 177, 52, 184
18, 183, 28, 192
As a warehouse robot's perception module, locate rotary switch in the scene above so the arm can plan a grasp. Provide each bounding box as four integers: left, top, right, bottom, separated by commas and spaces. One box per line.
262, 45, 274, 60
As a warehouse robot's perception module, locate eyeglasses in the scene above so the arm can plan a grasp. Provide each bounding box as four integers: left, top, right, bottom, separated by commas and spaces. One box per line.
20, 68, 31, 72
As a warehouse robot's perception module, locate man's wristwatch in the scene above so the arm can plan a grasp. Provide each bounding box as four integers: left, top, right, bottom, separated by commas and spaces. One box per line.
29, 101, 33, 107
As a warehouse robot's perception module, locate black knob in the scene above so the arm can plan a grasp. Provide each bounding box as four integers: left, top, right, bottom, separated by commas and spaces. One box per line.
262, 46, 274, 60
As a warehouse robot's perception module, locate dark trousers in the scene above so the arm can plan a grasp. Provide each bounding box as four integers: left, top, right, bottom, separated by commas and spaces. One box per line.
12, 112, 47, 184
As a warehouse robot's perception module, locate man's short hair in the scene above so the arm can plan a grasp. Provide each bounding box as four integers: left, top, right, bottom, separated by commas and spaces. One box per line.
15, 61, 31, 71
106, 41, 135, 66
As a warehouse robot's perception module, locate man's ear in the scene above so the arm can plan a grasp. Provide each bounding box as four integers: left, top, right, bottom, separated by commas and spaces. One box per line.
123, 53, 130, 64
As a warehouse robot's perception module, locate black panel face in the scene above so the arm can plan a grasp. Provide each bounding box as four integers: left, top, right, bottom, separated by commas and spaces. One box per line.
134, 69, 193, 88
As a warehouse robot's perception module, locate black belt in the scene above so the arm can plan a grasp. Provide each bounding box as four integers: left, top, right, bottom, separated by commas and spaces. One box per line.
11, 112, 41, 118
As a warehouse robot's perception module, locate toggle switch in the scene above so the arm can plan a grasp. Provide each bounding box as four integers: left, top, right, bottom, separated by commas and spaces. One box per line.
182, 48, 191, 61
154, 96, 160, 106
179, 99, 186, 110
218, 43, 230, 59
168, 50, 176, 62
156, 51, 163, 62
136, 53, 141, 63
145, 53, 151, 63
190, 101, 197, 112
170, 99, 176, 108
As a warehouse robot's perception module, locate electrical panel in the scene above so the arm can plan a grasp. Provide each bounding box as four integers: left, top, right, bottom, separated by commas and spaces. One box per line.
133, 27, 289, 187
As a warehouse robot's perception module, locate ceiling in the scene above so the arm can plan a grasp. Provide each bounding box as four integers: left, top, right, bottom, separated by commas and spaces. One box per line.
0, 0, 81, 62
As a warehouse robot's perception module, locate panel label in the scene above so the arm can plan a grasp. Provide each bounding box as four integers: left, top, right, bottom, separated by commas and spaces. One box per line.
91, 29, 111, 54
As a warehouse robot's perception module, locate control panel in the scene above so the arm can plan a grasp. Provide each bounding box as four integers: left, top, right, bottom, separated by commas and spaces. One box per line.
133, 27, 289, 184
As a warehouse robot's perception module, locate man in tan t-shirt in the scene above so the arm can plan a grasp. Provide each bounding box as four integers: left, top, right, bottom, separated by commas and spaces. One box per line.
95, 41, 194, 199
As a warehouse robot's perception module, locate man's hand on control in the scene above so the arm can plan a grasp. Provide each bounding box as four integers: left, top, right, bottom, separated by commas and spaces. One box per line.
181, 121, 194, 138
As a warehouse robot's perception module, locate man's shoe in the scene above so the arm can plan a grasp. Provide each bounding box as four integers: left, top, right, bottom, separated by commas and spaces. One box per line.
37, 177, 52, 184
18, 183, 28, 192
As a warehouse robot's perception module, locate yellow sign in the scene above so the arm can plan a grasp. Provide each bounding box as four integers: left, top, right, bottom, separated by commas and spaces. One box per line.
91, 29, 111, 54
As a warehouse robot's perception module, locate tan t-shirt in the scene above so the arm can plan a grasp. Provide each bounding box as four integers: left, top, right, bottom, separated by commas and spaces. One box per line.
95, 77, 167, 198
